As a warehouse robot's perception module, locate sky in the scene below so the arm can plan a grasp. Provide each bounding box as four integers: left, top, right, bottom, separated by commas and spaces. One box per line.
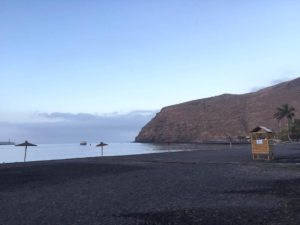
1, 0, 300, 143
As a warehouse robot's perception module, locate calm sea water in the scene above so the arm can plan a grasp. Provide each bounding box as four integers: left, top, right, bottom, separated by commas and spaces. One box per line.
0, 142, 185, 164
0, 142, 235, 164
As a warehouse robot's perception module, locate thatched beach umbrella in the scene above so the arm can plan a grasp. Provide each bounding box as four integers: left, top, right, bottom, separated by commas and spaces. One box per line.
15, 140, 37, 162
96, 142, 108, 156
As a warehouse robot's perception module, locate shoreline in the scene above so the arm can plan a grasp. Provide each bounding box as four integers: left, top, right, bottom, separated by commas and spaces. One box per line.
1, 142, 299, 166
1, 144, 299, 225
0, 142, 251, 165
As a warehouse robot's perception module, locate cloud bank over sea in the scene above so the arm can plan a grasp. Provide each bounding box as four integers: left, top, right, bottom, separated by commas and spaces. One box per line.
0, 111, 156, 144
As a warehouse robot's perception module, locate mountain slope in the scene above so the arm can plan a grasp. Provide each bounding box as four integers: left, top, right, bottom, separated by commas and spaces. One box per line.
135, 77, 300, 143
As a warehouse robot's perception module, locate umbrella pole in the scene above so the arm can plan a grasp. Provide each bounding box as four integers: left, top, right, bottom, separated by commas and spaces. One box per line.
24, 146, 27, 162
101, 146, 103, 156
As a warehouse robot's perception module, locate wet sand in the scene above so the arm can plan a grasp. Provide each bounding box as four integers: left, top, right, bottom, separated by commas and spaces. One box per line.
0, 144, 299, 225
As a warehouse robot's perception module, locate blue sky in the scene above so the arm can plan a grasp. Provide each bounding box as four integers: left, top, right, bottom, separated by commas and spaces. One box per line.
0, 0, 300, 142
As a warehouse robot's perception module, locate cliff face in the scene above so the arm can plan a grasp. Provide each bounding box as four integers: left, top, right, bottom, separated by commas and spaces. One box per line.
135, 77, 300, 143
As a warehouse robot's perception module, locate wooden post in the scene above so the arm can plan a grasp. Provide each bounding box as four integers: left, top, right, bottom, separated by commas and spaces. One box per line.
24, 146, 27, 162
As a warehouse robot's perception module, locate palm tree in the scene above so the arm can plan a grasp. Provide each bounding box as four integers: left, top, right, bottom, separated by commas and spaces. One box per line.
274, 104, 295, 141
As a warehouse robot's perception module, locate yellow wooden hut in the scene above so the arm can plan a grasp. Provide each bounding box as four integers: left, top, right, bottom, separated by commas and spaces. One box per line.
250, 126, 274, 161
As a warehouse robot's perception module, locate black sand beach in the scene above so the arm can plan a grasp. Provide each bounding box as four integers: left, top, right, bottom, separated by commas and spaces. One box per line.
0, 144, 299, 225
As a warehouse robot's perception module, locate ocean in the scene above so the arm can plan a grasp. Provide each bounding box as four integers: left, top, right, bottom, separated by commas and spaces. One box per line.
0, 142, 186, 164
0, 142, 239, 164
0, 142, 235, 164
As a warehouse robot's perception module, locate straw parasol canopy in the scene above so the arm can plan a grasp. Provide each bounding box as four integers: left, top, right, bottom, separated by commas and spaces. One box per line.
96, 142, 108, 156
15, 140, 37, 162
96, 142, 108, 147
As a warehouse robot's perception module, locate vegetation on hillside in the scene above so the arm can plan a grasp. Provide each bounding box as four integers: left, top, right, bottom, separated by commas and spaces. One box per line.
290, 119, 300, 141
274, 104, 299, 141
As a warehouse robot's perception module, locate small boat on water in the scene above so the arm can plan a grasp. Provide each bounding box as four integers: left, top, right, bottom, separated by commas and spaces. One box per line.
80, 141, 87, 146
0, 139, 15, 145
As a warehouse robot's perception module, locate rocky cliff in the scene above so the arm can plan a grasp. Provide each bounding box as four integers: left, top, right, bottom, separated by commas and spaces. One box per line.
135, 77, 300, 143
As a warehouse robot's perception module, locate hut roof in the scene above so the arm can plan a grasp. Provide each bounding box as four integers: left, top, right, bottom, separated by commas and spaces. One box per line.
250, 126, 272, 133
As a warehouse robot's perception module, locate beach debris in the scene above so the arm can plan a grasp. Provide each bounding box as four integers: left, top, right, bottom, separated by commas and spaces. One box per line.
15, 140, 37, 162
96, 142, 108, 156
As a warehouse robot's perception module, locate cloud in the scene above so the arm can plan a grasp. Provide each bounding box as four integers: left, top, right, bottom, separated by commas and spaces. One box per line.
250, 86, 264, 93
270, 77, 292, 85
249, 76, 297, 93
38, 112, 102, 122
0, 110, 157, 144
38, 110, 156, 122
